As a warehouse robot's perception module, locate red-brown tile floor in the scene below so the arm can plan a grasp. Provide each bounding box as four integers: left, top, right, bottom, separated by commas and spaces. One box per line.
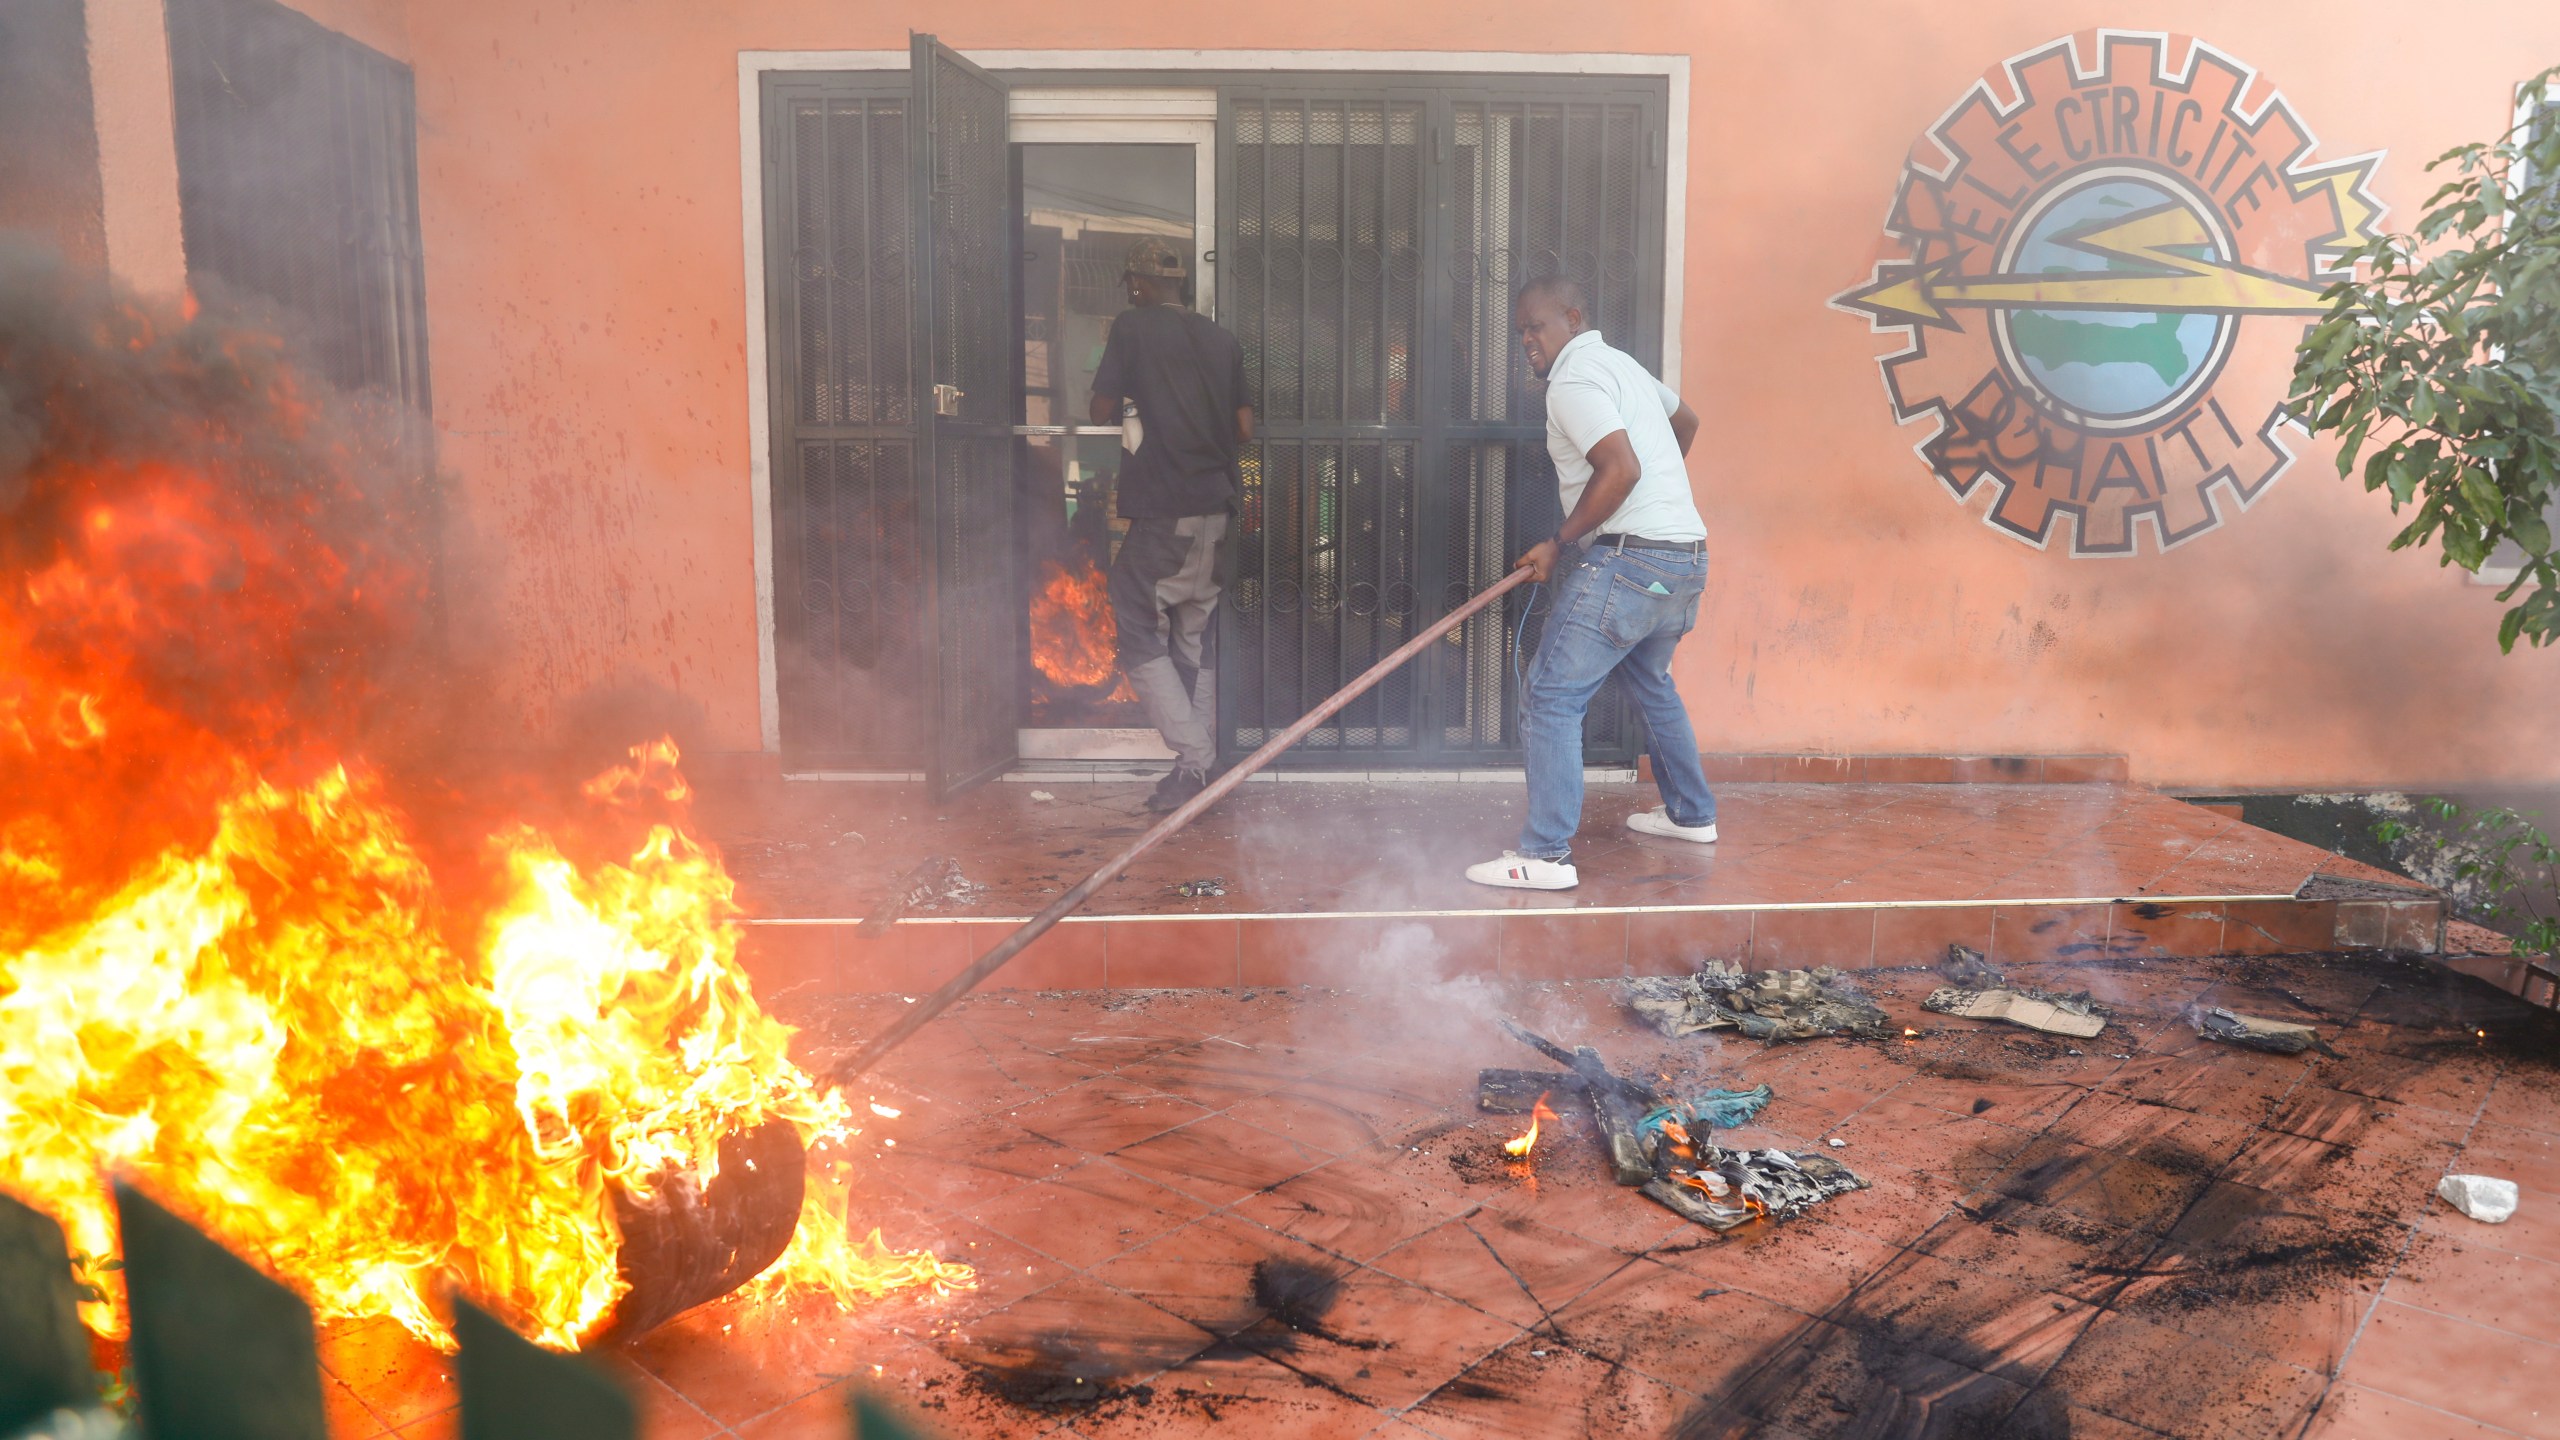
705, 780, 2438, 992
703, 781, 2368, 921
321, 948, 2560, 1439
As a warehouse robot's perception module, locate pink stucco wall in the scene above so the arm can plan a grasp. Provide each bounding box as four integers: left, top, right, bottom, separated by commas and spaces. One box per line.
349, 1, 2560, 786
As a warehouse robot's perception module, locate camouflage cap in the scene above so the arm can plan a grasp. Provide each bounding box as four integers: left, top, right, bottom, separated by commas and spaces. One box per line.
1123, 237, 1188, 279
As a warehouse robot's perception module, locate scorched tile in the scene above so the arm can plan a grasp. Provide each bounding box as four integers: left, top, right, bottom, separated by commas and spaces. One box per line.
1396, 1336, 1698, 1438
1106, 1112, 1333, 1207
1366, 1211, 1643, 1328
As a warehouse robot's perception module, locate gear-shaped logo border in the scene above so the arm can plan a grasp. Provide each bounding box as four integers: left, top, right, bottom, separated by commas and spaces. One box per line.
1834, 32, 2385, 557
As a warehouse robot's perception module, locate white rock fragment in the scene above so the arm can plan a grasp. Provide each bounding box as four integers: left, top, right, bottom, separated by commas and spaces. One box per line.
2437, 1173, 2520, 1224
1826, 1137, 1848, 1148
1029, 790, 1056, 802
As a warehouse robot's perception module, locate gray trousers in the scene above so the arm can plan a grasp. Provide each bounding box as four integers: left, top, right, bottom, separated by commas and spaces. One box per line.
1108, 513, 1228, 771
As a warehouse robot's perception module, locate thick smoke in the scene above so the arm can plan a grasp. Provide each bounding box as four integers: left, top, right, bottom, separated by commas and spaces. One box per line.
0, 244, 446, 915
0, 241, 681, 936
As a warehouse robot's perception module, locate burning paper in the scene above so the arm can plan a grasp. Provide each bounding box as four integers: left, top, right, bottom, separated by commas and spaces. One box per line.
1643, 1147, 1867, 1231
1623, 964, 1891, 1042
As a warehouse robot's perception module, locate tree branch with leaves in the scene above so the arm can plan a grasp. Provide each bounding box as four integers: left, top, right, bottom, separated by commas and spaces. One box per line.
2291, 66, 2560, 651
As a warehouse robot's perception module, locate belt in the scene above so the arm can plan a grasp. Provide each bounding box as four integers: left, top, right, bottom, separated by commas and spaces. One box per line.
1589, 533, 1704, 555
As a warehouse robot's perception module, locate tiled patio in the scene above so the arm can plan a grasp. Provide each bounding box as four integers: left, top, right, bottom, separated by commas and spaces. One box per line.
707, 780, 2444, 996
320, 948, 2559, 1438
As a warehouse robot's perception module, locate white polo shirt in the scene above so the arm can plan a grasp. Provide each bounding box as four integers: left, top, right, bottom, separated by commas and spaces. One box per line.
1543, 329, 1706, 543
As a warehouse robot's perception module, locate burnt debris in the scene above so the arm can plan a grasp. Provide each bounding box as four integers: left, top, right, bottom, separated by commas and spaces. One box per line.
2189, 1004, 2337, 1056
854, 855, 987, 937
1491, 1020, 1864, 1232
1922, 944, 2112, 1038
1622, 963, 1892, 1042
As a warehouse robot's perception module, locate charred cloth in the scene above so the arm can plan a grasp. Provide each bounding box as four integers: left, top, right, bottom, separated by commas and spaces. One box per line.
1487, 1022, 1863, 1234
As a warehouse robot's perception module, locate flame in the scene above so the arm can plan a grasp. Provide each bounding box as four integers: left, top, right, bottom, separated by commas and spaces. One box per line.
1903, 1028, 1921, 1038
1028, 558, 1134, 700
1673, 1170, 1769, 1222
4, 744, 970, 1348
1503, 1092, 1558, 1157
0, 274, 968, 1352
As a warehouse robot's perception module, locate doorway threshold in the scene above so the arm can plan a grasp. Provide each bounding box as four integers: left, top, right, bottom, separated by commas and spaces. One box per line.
999, 762, 1637, 784
1019, 727, 1174, 762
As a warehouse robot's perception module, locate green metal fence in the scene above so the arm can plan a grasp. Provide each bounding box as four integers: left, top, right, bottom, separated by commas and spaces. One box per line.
0, 1188, 927, 1440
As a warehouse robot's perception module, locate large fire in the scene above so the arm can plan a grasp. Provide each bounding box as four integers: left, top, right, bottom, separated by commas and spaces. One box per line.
0, 258, 967, 1350
1027, 556, 1133, 700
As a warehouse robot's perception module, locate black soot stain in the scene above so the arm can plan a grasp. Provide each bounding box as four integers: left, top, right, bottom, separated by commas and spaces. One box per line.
1251, 1256, 1344, 1331
950, 1330, 1163, 1411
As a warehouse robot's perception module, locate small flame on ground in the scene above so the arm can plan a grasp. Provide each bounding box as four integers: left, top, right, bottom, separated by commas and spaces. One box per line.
868, 1101, 902, 1119
1503, 1092, 1558, 1157
1903, 1028, 1922, 1038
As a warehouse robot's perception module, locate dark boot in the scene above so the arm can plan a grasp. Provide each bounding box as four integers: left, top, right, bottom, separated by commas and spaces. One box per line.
1146, 766, 1208, 814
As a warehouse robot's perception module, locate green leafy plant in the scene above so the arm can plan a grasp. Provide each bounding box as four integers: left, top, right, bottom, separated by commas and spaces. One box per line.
2375, 798, 2560, 962
2291, 67, 2560, 651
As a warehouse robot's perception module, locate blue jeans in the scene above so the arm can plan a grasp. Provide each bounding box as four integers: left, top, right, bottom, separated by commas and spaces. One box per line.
1519, 542, 1716, 861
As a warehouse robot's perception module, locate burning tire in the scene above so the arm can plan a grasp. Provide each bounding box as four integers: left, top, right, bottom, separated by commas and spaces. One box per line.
592, 1120, 810, 1346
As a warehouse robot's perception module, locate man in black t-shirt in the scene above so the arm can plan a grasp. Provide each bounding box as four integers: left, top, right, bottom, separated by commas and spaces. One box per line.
1090, 238, 1254, 813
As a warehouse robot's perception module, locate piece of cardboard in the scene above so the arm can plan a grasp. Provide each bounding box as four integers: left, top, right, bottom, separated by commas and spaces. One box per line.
1922, 987, 2107, 1038
2195, 1007, 2321, 1054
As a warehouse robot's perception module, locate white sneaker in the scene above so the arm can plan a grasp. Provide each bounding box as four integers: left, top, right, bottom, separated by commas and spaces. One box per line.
1627, 809, 1718, 844
1465, 852, 1580, 890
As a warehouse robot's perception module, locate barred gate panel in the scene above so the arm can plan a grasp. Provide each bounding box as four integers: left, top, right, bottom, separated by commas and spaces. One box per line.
765, 78, 923, 768
1225, 82, 1662, 766
1226, 95, 1428, 757
166, 0, 431, 414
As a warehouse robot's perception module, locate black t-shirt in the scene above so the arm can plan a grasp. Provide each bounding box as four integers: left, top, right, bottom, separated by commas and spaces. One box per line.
1092, 304, 1250, 518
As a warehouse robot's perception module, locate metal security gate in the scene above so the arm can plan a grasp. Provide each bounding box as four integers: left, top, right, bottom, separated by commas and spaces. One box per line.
763, 73, 924, 771
763, 62, 1663, 776
762, 40, 1017, 792
166, 0, 432, 415
1220, 80, 1668, 768
909, 37, 1017, 797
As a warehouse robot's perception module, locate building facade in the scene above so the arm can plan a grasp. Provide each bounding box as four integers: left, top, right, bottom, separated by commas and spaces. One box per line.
29, 0, 2560, 792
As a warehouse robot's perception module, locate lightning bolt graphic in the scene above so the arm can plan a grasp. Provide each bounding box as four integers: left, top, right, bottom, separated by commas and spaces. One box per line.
1842, 203, 2333, 330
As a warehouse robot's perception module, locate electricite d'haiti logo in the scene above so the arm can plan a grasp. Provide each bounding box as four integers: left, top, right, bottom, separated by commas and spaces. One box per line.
1835, 34, 2385, 556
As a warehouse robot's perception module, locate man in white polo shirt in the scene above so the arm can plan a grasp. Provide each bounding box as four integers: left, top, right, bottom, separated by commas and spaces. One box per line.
1466, 276, 1718, 890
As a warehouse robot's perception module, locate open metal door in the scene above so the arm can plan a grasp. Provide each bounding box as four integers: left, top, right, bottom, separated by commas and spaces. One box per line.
910, 35, 1017, 799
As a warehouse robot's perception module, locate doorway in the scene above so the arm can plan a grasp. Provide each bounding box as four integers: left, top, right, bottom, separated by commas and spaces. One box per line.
1013, 137, 1206, 756
755, 60, 1669, 785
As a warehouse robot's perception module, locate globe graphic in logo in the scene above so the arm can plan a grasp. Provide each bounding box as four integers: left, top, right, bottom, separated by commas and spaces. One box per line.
1996, 175, 2229, 428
